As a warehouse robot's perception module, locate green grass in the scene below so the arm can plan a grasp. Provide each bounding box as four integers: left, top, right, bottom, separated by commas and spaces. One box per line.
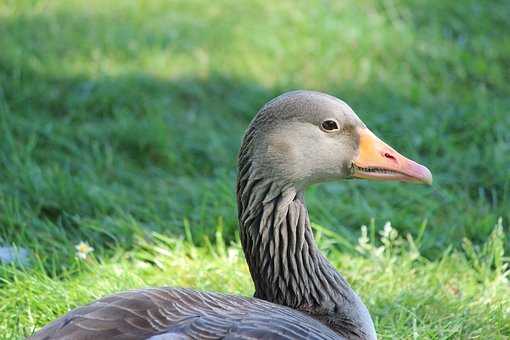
0, 0, 509, 338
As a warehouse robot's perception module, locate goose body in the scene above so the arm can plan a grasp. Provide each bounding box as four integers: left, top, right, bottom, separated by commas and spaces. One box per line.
31, 91, 431, 340
32, 287, 342, 340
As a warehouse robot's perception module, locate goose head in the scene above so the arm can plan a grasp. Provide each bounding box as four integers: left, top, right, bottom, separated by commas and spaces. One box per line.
245, 90, 432, 189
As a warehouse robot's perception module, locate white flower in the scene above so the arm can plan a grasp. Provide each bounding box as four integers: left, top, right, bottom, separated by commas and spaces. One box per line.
75, 241, 94, 260
380, 221, 399, 246
227, 248, 239, 262
380, 221, 393, 238
356, 225, 371, 254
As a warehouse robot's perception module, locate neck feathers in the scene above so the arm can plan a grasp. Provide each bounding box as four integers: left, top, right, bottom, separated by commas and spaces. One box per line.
237, 162, 350, 311
236, 128, 376, 340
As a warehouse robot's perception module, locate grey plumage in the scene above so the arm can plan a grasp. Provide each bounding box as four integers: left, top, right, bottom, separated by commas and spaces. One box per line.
30, 91, 381, 340
31, 287, 342, 340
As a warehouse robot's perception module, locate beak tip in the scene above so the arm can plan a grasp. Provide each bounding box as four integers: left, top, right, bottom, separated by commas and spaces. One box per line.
423, 175, 433, 186
419, 167, 433, 186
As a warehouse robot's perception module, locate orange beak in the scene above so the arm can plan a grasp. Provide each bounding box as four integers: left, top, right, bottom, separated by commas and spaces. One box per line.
352, 128, 433, 185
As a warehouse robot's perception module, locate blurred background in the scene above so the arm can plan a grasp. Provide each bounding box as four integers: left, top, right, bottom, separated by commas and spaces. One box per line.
0, 0, 509, 338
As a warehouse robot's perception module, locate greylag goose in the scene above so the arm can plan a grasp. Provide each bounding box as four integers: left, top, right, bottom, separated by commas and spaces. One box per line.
31, 90, 432, 340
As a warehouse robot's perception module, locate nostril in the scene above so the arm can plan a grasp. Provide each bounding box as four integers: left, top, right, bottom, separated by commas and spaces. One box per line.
384, 152, 396, 161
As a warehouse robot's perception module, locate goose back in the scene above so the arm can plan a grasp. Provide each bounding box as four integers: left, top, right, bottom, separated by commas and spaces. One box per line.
29, 287, 344, 340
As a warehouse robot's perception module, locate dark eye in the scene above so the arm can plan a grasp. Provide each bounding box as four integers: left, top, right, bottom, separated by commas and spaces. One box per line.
321, 119, 339, 131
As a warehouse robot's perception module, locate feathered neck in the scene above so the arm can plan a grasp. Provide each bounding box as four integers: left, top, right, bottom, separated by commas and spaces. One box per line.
236, 169, 351, 308
236, 129, 376, 340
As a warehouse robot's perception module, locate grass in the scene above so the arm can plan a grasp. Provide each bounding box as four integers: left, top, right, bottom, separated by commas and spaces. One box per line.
0, 0, 509, 338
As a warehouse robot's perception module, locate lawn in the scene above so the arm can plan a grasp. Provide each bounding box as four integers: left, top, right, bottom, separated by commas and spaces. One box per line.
0, 0, 509, 338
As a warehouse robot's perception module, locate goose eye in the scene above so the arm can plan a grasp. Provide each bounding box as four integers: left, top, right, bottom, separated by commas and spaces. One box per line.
321, 119, 339, 131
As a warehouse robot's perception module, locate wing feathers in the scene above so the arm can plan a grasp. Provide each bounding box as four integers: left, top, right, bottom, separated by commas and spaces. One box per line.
29, 287, 342, 340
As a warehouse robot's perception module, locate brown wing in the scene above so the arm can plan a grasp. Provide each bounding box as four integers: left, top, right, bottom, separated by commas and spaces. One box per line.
29, 287, 343, 340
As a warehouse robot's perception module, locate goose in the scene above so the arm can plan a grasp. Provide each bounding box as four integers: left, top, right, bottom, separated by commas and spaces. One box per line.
31, 90, 432, 340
